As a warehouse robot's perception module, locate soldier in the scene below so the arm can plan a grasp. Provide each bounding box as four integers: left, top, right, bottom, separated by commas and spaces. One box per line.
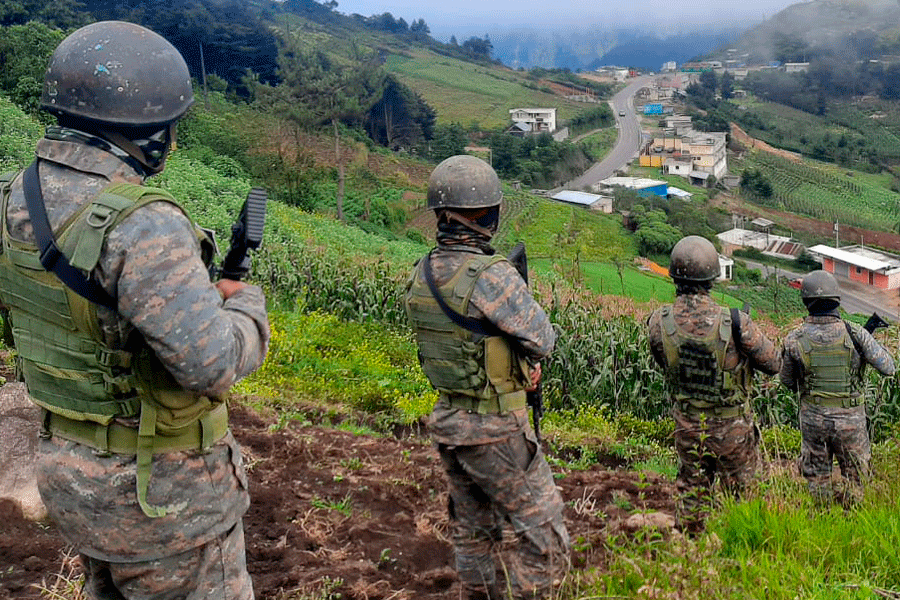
0, 22, 269, 599
780, 270, 895, 505
646, 235, 781, 534
404, 155, 569, 600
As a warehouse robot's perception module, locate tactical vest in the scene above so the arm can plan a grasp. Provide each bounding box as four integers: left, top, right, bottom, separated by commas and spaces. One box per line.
0, 172, 224, 518
796, 327, 859, 407
659, 305, 750, 413
404, 253, 530, 413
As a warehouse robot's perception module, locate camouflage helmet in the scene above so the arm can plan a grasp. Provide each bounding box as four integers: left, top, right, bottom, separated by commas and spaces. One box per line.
427, 155, 502, 210
41, 21, 194, 128
800, 270, 841, 302
669, 235, 720, 282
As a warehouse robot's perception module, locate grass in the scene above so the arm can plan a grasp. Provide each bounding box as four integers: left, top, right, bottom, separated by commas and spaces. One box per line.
578, 127, 619, 161
568, 439, 900, 600
234, 307, 437, 424
383, 49, 588, 128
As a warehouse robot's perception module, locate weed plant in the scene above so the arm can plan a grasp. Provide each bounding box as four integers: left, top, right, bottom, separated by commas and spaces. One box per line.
0, 96, 44, 171
234, 307, 436, 423
571, 440, 900, 599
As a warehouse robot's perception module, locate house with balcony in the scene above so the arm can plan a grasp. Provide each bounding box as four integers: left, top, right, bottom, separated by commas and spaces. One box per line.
509, 108, 557, 134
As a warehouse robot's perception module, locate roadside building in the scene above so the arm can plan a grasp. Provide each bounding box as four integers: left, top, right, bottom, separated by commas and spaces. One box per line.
550, 190, 613, 213
508, 108, 557, 134
687, 132, 727, 179
643, 127, 727, 180
807, 244, 900, 290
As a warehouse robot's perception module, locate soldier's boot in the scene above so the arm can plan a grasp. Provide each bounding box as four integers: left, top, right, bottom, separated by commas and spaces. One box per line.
463, 582, 503, 600
807, 479, 833, 506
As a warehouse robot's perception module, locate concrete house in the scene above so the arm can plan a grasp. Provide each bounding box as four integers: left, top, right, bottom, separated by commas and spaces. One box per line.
509, 108, 557, 134
808, 244, 900, 290
687, 132, 727, 180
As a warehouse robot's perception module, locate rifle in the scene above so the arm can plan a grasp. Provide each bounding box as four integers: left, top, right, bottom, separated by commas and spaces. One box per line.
507, 242, 544, 442
209, 188, 267, 281
864, 312, 890, 334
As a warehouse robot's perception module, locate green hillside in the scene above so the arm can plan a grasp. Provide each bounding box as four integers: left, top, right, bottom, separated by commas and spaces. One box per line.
383, 50, 589, 128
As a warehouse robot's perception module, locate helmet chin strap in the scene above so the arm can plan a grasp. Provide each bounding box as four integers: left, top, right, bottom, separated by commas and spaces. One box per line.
439, 210, 496, 238
98, 123, 176, 175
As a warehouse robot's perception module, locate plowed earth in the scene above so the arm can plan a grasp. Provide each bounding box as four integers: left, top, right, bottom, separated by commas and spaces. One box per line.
0, 405, 677, 599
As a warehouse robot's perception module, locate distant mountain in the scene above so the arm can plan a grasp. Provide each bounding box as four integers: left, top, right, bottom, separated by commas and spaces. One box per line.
489, 26, 744, 71
594, 30, 743, 70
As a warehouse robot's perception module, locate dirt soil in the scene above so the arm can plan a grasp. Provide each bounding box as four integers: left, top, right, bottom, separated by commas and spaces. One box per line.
0, 405, 676, 600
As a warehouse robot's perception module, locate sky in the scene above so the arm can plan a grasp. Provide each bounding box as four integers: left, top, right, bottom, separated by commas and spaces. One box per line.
333, 0, 802, 39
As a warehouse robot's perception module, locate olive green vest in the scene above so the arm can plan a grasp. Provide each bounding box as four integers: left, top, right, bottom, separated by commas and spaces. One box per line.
797, 327, 859, 407
660, 305, 750, 412
404, 253, 530, 413
0, 172, 222, 517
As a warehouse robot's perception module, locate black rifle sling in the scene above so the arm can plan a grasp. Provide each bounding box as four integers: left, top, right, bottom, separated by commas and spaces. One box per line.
22, 160, 117, 310
844, 320, 865, 360
421, 251, 498, 337
730, 307, 741, 349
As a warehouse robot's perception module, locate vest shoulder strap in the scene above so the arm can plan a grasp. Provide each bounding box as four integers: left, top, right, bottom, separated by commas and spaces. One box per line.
65, 182, 182, 273
421, 251, 505, 337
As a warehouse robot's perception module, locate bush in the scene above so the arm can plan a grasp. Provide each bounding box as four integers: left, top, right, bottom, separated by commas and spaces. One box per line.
761, 424, 801, 458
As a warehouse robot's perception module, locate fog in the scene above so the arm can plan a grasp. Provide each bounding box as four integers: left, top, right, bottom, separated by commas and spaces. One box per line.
335, 0, 800, 39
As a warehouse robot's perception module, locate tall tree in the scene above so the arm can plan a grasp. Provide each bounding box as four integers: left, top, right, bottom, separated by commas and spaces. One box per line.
720, 70, 734, 100
266, 42, 386, 221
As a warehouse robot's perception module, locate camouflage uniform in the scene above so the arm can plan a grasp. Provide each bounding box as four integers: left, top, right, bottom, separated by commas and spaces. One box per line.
408, 237, 570, 600
647, 293, 781, 532
7, 132, 269, 599
780, 316, 895, 503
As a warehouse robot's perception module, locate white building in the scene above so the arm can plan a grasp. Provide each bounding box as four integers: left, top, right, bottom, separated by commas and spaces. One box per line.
663, 157, 692, 176
550, 190, 613, 212
718, 255, 734, 281
784, 62, 810, 73
509, 108, 557, 134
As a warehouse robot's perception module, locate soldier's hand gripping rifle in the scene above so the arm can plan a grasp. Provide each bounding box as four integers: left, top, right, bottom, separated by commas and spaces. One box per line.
864, 312, 890, 334
209, 188, 267, 281
508, 242, 544, 442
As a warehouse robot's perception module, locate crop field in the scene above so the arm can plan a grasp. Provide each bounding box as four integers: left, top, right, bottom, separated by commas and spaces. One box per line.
734, 150, 900, 231
383, 49, 586, 127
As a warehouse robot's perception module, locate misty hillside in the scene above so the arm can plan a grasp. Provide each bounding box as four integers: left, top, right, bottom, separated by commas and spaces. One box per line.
731, 0, 900, 63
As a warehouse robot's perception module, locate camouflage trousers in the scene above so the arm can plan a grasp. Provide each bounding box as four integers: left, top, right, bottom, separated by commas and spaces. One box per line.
673, 409, 759, 534
437, 429, 570, 600
799, 402, 870, 505
80, 521, 253, 600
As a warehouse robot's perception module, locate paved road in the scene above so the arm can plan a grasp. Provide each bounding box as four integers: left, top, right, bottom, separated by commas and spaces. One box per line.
742, 259, 897, 320
566, 75, 654, 190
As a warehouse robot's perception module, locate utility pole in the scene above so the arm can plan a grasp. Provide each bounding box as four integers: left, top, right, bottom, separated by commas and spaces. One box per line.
199, 41, 209, 110
834, 219, 839, 248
